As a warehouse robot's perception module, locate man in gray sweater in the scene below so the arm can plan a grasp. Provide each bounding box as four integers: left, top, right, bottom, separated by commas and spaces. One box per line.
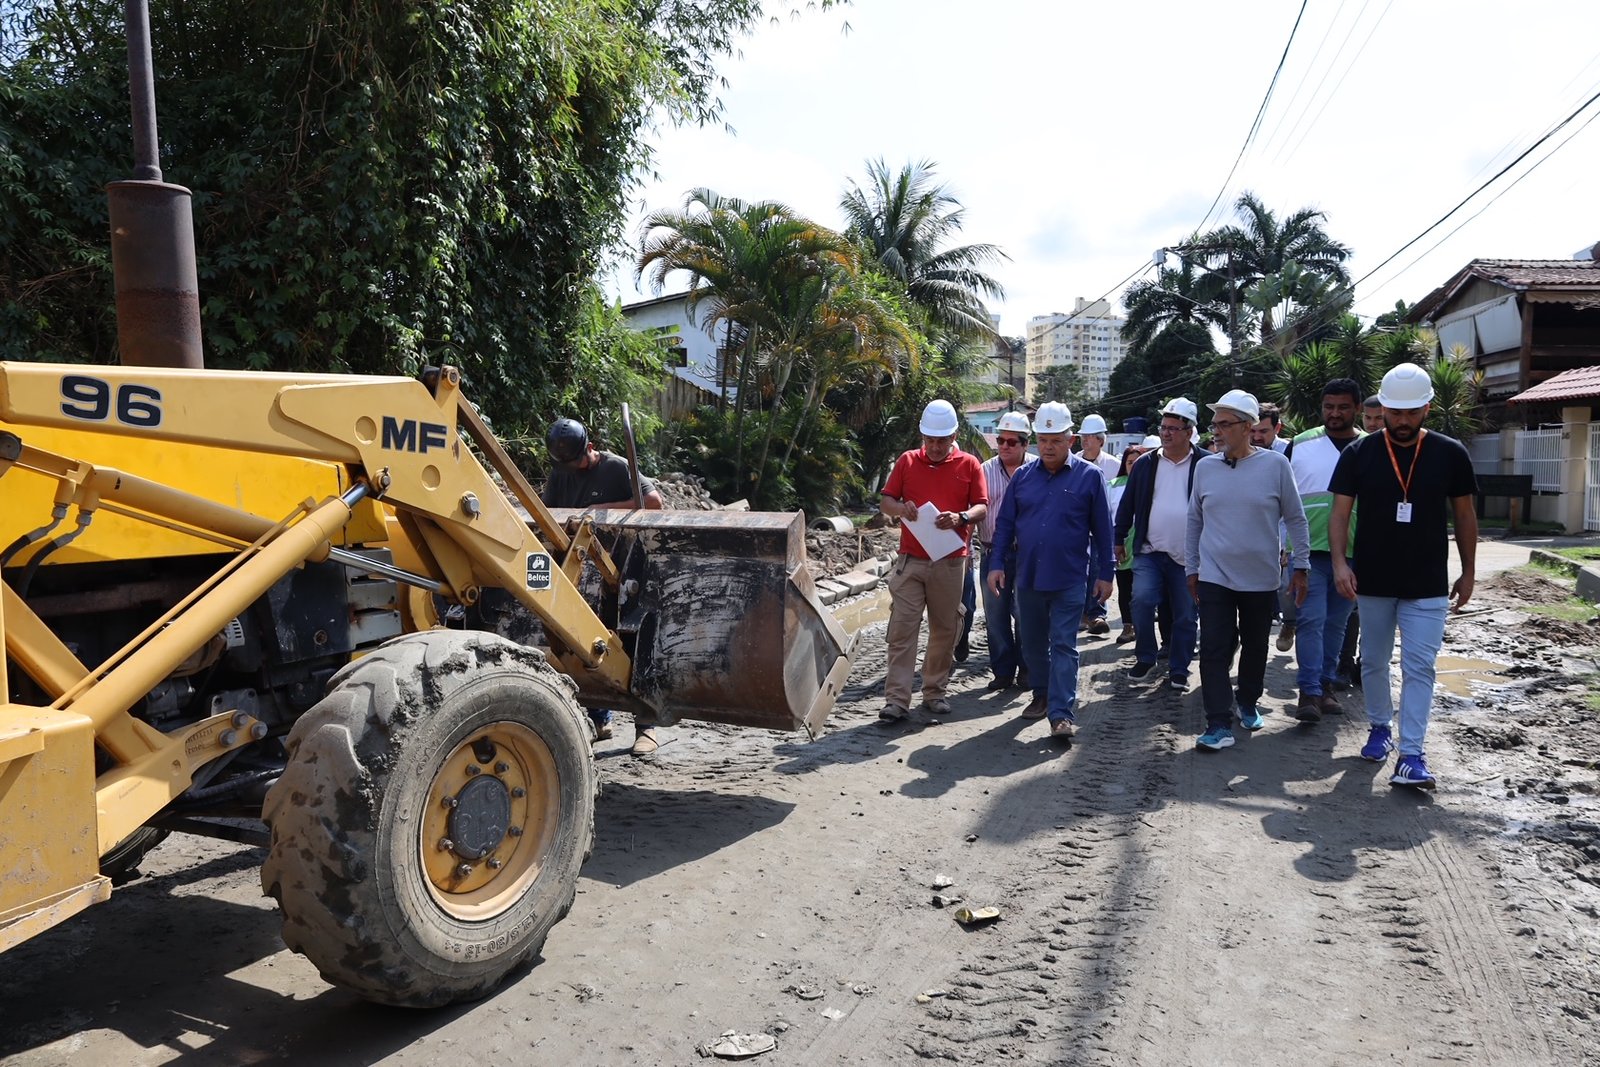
1186, 390, 1310, 751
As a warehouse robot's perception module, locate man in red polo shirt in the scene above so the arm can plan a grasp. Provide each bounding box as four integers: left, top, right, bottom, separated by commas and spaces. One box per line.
878, 399, 989, 720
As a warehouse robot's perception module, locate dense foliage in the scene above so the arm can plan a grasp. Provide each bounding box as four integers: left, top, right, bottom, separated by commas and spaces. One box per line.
0, 0, 835, 447
637, 161, 1007, 513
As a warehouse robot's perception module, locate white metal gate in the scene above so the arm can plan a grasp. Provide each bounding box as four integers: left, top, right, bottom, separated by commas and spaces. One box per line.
1586, 422, 1600, 533
1514, 426, 1565, 493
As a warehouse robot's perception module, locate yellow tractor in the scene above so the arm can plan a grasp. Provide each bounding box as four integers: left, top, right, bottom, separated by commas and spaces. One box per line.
0, 360, 852, 1007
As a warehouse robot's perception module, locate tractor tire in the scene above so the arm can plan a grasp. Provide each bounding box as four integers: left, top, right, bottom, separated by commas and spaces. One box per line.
261, 630, 596, 1008
100, 827, 169, 885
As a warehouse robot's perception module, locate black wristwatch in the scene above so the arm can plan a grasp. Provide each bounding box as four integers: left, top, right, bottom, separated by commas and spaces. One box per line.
957, 511, 970, 526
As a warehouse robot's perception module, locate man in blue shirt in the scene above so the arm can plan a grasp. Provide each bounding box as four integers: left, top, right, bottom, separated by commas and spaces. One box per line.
987, 402, 1115, 741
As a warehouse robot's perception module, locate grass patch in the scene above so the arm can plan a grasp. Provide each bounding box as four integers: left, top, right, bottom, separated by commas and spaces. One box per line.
1524, 557, 1574, 579
1527, 596, 1598, 623
1554, 546, 1600, 563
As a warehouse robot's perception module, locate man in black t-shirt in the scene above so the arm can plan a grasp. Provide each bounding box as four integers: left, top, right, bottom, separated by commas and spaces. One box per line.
542, 418, 664, 754
1328, 363, 1477, 790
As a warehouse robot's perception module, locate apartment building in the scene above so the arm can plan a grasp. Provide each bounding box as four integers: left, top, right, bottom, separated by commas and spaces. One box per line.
1025, 297, 1128, 400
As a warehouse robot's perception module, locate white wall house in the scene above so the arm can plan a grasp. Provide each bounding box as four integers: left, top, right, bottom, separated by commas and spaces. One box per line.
620, 292, 733, 403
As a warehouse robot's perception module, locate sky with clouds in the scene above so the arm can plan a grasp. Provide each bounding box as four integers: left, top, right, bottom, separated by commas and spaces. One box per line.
603, 0, 1600, 340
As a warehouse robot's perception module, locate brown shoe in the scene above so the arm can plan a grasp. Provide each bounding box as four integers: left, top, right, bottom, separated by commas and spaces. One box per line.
1115, 624, 1136, 645
1318, 691, 1342, 714
1292, 690, 1323, 723
630, 727, 659, 756
1021, 696, 1048, 720
1086, 618, 1110, 637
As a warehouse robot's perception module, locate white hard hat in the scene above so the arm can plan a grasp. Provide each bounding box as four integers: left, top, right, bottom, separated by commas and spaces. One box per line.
1140, 434, 1161, 450
919, 399, 959, 436
1207, 389, 1260, 423
1033, 401, 1074, 434
1378, 362, 1434, 409
1161, 396, 1198, 424
996, 410, 1032, 435
1078, 413, 1108, 435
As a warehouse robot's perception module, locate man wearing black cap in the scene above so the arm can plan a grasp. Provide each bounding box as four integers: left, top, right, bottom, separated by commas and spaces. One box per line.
542, 417, 663, 753
543, 417, 664, 511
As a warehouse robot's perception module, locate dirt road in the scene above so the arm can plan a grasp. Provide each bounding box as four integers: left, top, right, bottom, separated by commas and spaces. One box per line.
2, 539, 1596, 1065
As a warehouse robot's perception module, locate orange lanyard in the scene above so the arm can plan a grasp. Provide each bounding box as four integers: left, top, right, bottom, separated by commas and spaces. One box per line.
1383, 428, 1426, 502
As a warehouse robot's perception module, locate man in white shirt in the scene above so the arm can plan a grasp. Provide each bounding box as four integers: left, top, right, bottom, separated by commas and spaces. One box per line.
1076, 413, 1119, 636
1113, 398, 1205, 692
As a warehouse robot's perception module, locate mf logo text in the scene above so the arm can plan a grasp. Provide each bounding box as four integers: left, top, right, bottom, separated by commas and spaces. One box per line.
381, 416, 449, 453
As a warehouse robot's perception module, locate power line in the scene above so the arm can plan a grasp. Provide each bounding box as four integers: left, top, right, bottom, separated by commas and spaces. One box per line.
1194, 0, 1311, 232
1274, 81, 1600, 338
1276, 0, 1395, 167
1355, 99, 1600, 312
1259, 0, 1364, 161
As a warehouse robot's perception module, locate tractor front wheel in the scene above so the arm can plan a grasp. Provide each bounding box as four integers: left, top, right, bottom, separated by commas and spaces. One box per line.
261, 630, 595, 1007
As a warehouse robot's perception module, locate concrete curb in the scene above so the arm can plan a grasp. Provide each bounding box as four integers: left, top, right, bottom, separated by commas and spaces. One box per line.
1529, 548, 1600, 604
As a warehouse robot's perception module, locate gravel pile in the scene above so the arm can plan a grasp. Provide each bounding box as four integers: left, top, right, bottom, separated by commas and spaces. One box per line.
804, 525, 900, 581
654, 472, 720, 511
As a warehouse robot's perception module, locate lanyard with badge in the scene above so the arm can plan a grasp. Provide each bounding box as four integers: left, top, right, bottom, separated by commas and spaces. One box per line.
1384, 428, 1427, 523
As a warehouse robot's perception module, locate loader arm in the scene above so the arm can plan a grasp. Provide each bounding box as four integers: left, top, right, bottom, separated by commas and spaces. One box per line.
0, 361, 633, 693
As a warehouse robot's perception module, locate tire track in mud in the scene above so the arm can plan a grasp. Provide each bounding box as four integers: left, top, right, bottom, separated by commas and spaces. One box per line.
874, 651, 1186, 1065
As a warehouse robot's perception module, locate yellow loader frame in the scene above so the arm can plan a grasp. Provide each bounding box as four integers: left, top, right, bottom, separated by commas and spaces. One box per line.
0, 360, 668, 948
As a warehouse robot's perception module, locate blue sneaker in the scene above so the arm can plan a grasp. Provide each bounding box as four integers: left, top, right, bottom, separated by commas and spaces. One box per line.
1390, 753, 1437, 790
1360, 725, 1394, 762
1238, 705, 1265, 731
1196, 726, 1235, 751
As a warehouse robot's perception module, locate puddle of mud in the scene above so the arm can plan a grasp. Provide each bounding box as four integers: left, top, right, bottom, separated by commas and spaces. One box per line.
832, 587, 893, 633
1435, 655, 1509, 697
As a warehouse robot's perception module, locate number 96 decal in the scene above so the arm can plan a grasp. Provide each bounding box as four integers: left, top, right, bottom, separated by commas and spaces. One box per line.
59, 374, 163, 427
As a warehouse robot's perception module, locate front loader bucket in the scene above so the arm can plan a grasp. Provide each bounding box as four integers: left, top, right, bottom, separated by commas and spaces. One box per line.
551, 509, 852, 735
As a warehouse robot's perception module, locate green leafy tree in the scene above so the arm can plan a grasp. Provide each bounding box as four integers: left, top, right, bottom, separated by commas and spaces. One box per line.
1, 0, 843, 441
1203, 191, 1352, 348
839, 158, 1007, 343
1030, 363, 1092, 412
1121, 259, 1229, 356
636, 189, 863, 497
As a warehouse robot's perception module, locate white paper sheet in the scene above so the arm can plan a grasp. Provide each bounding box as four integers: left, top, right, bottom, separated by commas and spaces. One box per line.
903, 501, 966, 561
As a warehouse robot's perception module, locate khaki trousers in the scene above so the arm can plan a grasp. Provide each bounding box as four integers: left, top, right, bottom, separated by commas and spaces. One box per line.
884, 554, 967, 707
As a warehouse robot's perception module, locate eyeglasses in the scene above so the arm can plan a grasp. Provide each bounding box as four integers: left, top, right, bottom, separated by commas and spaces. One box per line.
996, 436, 1025, 447
1209, 419, 1247, 431
1158, 425, 1186, 434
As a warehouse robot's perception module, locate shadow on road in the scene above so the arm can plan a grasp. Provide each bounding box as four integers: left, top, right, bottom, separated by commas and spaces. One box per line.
582, 783, 795, 888
0, 852, 468, 1066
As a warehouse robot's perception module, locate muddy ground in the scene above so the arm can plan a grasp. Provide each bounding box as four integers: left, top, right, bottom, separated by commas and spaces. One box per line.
1, 538, 1597, 1065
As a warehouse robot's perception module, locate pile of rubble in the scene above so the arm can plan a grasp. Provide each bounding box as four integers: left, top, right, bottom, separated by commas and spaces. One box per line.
653, 472, 720, 511
804, 524, 900, 581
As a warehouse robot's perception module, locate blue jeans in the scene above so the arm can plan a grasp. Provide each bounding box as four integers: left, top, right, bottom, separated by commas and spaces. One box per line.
1358, 595, 1448, 757
1295, 554, 1357, 695
1083, 562, 1107, 621
1132, 552, 1196, 679
979, 546, 1023, 682
1017, 584, 1087, 723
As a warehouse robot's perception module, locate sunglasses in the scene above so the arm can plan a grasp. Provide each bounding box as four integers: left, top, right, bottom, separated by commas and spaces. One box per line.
996, 436, 1025, 447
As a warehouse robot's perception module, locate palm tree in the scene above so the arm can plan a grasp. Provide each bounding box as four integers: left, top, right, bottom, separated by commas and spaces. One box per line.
1425, 344, 1484, 439
1205, 191, 1352, 347
1121, 258, 1230, 356
637, 189, 849, 475
839, 159, 1008, 342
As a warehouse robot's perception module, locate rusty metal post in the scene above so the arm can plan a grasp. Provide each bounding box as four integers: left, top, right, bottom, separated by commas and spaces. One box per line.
106, 0, 203, 369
